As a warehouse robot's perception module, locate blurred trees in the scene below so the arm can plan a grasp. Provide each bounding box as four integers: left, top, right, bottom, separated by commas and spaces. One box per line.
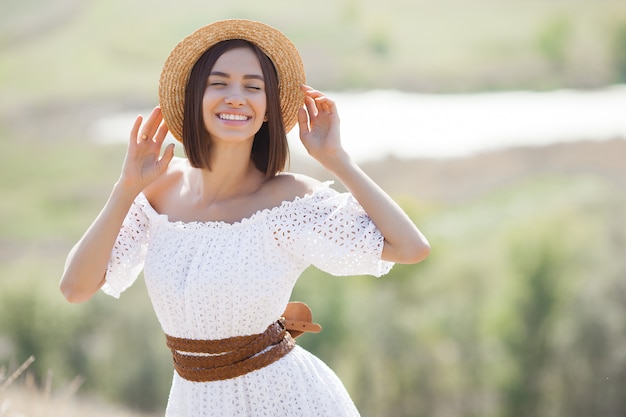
3, 1, 626, 415
2, 166, 626, 417
499, 228, 566, 417
610, 21, 626, 83
292, 175, 626, 417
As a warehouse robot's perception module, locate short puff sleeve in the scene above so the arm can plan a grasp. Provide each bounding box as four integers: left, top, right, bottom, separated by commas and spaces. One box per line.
272, 183, 394, 277
101, 194, 150, 298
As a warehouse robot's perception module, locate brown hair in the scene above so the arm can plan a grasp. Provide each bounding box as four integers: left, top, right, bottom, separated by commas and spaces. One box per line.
183, 39, 289, 176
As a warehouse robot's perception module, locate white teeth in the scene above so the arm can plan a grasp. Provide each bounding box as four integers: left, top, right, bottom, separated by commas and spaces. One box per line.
219, 113, 249, 121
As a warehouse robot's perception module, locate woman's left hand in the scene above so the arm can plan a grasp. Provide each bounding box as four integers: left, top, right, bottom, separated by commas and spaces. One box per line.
297, 88, 430, 265
298, 85, 346, 168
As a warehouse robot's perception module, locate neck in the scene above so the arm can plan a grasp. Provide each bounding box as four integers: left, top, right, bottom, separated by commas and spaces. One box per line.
193, 143, 264, 203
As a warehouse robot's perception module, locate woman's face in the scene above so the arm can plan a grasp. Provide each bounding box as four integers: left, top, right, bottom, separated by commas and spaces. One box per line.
202, 47, 267, 145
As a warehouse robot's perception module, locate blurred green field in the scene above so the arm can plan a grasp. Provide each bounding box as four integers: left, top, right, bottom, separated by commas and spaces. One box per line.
2, 135, 626, 416
1, 0, 626, 109
2, 1, 626, 416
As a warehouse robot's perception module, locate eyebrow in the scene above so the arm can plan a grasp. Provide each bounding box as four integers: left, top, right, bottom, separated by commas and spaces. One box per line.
209, 71, 264, 81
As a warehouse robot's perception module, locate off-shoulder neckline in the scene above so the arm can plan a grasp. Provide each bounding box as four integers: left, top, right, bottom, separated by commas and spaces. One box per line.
137, 181, 334, 229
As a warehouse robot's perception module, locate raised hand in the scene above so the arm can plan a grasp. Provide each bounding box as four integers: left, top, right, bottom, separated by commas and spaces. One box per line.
297, 86, 429, 265
297, 85, 345, 168
119, 106, 175, 193
60, 106, 175, 303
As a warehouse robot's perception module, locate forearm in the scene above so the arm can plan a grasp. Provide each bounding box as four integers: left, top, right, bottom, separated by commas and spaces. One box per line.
60, 182, 139, 302
298, 85, 429, 263
323, 151, 430, 264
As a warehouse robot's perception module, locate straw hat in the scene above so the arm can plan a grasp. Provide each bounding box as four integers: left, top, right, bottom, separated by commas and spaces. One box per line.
158, 19, 306, 142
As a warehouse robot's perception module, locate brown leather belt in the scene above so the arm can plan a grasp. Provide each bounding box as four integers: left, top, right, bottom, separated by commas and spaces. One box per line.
166, 319, 295, 382
164, 302, 322, 382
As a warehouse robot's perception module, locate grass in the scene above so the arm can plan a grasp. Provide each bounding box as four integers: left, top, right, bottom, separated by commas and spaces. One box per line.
0, 357, 158, 417
2, 133, 625, 415
2, 1, 626, 414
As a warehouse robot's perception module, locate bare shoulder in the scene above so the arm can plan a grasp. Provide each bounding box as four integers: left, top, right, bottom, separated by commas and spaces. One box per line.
143, 157, 189, 199
262, 172, 325, 203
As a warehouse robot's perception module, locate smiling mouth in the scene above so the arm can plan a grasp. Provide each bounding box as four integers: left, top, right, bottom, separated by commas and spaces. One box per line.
218, 113, 250, 121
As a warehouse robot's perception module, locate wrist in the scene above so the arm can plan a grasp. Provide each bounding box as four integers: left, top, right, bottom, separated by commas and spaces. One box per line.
112, 179, 143, 202
317, 148, 352, 174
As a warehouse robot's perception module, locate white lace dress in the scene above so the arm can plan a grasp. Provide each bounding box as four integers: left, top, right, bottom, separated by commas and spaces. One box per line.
102, 181, 394, 417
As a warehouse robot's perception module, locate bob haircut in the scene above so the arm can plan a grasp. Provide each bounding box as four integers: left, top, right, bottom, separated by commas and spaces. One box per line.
182, 39, 289, 177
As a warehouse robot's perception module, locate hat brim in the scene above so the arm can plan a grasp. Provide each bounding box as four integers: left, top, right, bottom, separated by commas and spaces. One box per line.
159, 19, 306, 142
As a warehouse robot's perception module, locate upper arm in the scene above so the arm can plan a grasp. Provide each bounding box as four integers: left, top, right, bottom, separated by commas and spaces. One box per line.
270, 183, 394, 277
100, 195, 151, 298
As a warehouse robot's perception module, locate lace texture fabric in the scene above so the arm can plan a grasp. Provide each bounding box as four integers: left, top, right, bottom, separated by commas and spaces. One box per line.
102, 182, 394, 417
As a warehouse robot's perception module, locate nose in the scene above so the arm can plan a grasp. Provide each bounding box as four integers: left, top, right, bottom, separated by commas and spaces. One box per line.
225, 86, 246, 106
225, 95, 245, 106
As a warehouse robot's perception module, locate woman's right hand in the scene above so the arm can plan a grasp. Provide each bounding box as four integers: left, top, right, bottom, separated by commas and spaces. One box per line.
119, 106, 175, 193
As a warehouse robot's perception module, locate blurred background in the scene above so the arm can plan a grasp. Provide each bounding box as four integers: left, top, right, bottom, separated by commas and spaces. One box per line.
2, 0, 626, 416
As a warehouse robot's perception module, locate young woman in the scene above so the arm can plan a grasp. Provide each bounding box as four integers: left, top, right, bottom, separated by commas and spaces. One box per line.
60, 19, 429, 417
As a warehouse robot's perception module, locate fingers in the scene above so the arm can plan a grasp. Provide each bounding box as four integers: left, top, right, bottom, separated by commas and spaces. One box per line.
153, 119, 170, 146
159, 143, 176, 169
297, 107, 310, 137
153, 143, 176, 177
300, 85, 335, 115
130, 107, 169, 148
130, 115, 143, 144
300, 84, 331, 101
139, 107, 163, 141
303, 95, 318, 119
